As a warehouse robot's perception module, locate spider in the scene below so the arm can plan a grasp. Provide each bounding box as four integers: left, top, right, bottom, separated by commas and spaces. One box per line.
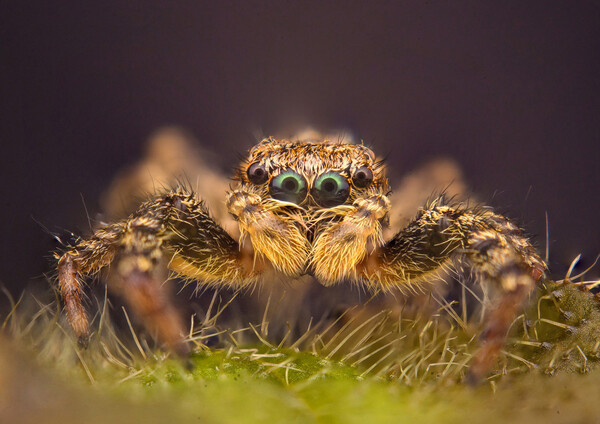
56, 135, 546, 383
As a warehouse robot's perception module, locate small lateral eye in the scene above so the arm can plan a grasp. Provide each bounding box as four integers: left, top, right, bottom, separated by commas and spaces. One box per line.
269, 170, 308, 204
247, 162, 268, 185
352, 166, 373, 188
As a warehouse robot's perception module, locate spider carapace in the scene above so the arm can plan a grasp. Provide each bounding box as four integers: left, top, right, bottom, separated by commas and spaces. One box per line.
56, 137, 546, 383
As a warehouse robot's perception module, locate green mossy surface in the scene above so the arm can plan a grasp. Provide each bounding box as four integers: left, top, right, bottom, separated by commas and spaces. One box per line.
3, 279, 600, 423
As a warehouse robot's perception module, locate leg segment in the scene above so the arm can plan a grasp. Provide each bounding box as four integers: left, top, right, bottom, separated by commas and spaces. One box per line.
56, 222, 126, 345
357, 200, 546, 382
226, 189, 310, 276
57, 255, 91, 347
311, 194, 391, 284
113, 264, 190, 356
56, 187, 256, 350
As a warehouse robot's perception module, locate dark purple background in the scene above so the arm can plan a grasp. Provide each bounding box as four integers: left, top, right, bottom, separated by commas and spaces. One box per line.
1, 1, 599, 293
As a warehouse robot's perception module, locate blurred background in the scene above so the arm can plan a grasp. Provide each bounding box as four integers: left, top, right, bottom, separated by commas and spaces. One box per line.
1, 1, 599, 295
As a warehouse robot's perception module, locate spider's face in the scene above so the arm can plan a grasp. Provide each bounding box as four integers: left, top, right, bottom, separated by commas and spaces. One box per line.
235, 138, 388, 211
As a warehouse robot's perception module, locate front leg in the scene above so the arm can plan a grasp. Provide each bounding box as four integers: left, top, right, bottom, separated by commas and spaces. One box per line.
56, 187, 259, 352
226, 189, 310, 276
357, 200, 546, 383
311, 194, 391, 284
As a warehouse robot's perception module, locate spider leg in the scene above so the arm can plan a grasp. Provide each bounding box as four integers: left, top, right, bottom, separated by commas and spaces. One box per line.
226, 189, 310, 276
56, 187, 258, 351
113, 260, 190, 356
387, 158, 468, 235
57, 255, 91, 347
356, 199, 546, 383
57, 222, 126, 346
311, 193, 391, 284
101, 127, 238, 235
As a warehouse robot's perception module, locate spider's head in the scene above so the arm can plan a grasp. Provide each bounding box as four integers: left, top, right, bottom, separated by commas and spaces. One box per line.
235, 137, 388, 209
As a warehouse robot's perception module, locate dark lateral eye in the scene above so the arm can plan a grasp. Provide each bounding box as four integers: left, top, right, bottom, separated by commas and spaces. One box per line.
352, 166, 373, 188
269, 170, 307, 204
247, 162, 268, 185
312, 172, 350, 207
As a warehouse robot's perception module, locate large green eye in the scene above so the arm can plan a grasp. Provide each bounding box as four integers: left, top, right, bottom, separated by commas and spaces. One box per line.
312, 172, 350, 207
269, 170, 307, 204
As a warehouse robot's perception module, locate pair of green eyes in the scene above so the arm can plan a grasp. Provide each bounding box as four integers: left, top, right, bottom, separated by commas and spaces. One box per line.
247, 163, 373, 206
270, 170, 349, 206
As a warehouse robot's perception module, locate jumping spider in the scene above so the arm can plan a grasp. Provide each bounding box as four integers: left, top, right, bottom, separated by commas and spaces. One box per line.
56, 136, 546, 382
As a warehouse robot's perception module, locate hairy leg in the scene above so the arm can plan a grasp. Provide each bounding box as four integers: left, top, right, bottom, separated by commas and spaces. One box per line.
56, 187, 256, 350
113, 259, 190, 356
310, 194, 391, 284
357, 199, 546, 382
387, 158, 468, 235
56, 223, 126, 345
101, 127, 236, 235
226, 189, 310, 276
